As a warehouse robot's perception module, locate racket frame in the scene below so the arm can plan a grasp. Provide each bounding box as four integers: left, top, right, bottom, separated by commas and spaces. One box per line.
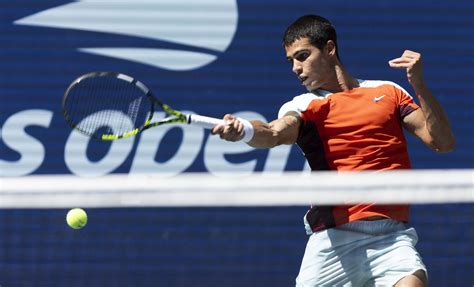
62, 71, 221, 141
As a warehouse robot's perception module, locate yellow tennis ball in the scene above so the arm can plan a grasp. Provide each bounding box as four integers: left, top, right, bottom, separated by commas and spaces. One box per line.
66, 208, 88, 229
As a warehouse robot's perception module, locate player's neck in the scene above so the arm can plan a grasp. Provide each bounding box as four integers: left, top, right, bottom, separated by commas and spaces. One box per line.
323, 64, 359, 93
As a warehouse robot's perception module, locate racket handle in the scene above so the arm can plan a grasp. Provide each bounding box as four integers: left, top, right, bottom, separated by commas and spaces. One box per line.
187, 114, 224, 129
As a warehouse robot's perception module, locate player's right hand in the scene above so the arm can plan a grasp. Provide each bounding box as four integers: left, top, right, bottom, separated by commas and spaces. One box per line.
211, 114, 245, 142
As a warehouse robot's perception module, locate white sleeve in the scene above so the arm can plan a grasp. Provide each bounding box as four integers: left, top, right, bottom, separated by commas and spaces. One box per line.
278, 93, 317, 119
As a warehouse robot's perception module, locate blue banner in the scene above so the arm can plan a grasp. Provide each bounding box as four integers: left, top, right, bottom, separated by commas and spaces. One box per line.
1, 1, 473, 286
2, 0, 473, 176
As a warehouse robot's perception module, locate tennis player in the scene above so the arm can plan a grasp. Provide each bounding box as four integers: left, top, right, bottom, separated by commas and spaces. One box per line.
212, 15, 454, 286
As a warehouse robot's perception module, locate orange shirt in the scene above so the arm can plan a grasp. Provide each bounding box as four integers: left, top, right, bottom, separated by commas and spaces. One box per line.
279, 80, 419, 233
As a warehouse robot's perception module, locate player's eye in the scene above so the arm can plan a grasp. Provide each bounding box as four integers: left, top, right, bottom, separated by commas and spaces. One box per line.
294, 52, 310, 62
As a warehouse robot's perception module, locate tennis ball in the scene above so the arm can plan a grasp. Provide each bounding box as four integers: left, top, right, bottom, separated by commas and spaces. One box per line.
66, 208, 88, 229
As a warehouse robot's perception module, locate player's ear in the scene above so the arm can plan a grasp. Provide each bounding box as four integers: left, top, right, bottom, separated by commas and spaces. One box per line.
326, 40, 337, 58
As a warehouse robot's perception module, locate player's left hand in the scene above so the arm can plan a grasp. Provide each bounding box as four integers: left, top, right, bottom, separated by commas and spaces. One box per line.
388, 50, 424, 88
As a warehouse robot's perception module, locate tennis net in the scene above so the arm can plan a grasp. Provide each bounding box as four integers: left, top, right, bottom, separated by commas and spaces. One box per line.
1, 169, 472, 208
0, 169, 473, 286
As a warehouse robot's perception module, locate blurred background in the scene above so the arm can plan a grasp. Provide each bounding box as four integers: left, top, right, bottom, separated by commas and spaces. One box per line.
1, 0, 473, 286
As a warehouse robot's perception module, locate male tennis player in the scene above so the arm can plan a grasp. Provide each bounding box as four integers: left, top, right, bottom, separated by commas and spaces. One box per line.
212, 15, 454, 287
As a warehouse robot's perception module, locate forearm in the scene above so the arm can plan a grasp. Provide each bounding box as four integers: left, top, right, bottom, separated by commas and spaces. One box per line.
390, 50, 455, 152
212, 114, 300, 148
247, 121, 282, 148
247, 115, 300, 148
412, 82, 455, 151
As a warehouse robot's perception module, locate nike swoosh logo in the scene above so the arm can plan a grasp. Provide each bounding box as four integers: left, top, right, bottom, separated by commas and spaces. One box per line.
373, 95, 386, 102
13, 0, 238, 71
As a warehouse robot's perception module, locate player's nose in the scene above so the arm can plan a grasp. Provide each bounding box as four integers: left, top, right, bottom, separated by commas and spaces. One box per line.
292, 61, 302, 75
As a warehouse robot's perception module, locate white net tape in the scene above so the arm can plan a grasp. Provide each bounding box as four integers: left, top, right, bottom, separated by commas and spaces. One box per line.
1, 169, 472, 208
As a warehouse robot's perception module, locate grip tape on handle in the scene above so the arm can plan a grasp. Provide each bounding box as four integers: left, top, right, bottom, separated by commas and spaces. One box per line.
187, 114, 224, 129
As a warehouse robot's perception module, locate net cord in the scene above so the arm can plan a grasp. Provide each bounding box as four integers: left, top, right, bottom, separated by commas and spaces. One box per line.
1, 169, 472, 208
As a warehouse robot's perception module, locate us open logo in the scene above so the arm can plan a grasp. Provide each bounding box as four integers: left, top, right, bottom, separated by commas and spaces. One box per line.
14, 0, 238, 71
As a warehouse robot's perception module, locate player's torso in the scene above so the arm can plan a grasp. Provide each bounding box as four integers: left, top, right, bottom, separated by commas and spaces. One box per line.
299, 84, 411, 170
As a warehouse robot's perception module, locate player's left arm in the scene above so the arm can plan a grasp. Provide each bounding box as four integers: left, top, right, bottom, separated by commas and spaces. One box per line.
389, 50, 455, 152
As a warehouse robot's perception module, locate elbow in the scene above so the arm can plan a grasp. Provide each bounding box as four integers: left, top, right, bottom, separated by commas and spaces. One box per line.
433, 137, 455, 153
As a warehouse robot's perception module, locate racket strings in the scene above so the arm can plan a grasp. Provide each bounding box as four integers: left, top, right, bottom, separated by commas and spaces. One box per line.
64, 75, 151, 138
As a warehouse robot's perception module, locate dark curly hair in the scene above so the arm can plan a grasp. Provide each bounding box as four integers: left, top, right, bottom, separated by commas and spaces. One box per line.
283, 15, 340, 60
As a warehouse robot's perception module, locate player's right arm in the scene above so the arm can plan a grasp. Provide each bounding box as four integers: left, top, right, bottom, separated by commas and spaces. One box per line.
211, 112, 301, 148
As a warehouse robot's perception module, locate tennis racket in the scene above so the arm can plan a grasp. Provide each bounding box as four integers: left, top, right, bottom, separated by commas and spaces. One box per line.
62, 71, 224, 140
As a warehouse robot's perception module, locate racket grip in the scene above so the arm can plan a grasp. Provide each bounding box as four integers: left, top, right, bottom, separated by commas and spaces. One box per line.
187, 114, 224, 129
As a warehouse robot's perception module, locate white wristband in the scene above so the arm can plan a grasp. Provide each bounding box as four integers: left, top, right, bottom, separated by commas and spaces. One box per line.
239, 118, 254, 143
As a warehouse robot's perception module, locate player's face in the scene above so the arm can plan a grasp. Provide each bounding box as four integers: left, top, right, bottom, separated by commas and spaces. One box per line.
285, 38, 333, 91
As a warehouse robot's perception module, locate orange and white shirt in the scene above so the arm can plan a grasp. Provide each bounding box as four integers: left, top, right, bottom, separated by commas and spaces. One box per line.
279, 80, 419, 233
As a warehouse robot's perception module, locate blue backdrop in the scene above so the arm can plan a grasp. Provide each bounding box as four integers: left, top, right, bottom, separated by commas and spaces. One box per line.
1, 0, 473, 286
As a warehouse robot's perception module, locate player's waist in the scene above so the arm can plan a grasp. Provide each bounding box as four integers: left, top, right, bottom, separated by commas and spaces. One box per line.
303, 204, 409, 234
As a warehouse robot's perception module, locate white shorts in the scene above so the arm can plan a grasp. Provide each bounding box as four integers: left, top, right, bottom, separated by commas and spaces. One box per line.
295, 219, 427, 287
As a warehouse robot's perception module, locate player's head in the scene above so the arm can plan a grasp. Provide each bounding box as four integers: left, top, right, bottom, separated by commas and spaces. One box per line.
283, 15, 341, 92
283, 15, 340, 61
